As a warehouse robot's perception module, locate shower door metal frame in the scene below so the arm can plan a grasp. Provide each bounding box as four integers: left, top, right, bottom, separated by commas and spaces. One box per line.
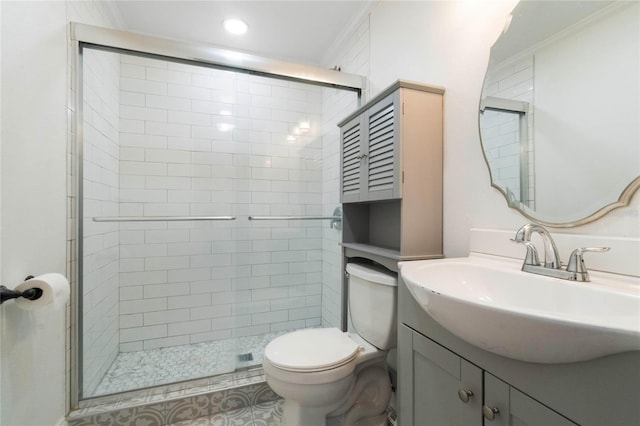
71, 22, 363, 409
72, 23, 365, 92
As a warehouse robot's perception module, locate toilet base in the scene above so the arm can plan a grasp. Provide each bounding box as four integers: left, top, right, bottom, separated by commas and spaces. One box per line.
275, 361, 391, 426
266, 361, 355, 426
284, 405, 388, 426
282, 399, 332, 426
328, 363, 392, 426
331, 412, 388, 426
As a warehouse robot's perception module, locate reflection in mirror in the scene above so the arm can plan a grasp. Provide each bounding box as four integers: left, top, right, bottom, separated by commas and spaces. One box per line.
480, 97, 531, 207
479, 1, 640, 226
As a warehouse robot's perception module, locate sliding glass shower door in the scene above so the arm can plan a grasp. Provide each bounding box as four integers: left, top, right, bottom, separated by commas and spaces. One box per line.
79, 46, 357, 399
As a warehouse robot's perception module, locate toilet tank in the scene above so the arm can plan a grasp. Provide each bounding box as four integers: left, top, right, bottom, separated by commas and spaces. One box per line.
346, 263, 398, 350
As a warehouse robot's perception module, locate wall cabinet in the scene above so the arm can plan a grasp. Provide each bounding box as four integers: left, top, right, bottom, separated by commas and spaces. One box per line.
340, 91, 401, 202
399, 325, 578, 426
339, 80, 444, 265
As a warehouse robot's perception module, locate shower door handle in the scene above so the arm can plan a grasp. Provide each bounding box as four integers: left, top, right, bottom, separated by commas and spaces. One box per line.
249, 207, 342, 230
248, 215, 337, 220
92, 216, 236, 222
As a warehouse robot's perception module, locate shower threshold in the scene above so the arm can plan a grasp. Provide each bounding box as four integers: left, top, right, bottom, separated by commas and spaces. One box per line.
90, 329, 290, 397
70, 367, 279, 425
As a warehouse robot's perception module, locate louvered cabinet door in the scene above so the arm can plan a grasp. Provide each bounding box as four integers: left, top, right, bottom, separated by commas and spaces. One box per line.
340, 115, 366, 202
365, 92, 401, 201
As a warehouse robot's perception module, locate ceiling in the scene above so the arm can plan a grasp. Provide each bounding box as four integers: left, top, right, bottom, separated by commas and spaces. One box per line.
491, 1, 614, 63
113, 1, 373, 67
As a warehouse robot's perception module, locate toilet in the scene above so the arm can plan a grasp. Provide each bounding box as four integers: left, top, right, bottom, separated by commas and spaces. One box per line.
263, 262, 397, 426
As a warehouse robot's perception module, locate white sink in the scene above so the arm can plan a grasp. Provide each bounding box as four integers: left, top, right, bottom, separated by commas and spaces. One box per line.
400, 254, 640, 364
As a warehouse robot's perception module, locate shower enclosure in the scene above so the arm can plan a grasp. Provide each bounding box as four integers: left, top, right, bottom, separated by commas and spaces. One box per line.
73, 24, 362, 401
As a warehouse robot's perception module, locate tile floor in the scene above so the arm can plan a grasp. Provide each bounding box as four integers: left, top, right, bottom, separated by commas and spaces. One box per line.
69, 378, 280, 426
167, 398, 283, 426
93, 330, 290, 396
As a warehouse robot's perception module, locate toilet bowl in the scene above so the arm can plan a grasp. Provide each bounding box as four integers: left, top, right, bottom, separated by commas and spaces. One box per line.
263, 328, 390, 426
263, 262, 398, 426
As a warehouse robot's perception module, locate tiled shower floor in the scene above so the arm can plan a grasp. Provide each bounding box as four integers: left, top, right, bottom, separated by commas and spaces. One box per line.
93, 330, 289, 396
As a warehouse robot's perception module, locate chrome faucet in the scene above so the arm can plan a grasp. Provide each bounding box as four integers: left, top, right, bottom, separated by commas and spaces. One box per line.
512, 224, 610, 282
514, 224, 562, 269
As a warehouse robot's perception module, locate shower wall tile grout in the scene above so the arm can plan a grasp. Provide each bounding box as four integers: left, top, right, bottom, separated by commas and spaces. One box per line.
320, 12, 370, 330
110, 53, 328, 359
81, 47, 122, 397
80, 48, 351, 398
72, 3, 368, 407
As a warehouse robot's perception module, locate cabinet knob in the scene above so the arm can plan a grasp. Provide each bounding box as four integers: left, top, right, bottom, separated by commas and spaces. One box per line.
457, 388, 474, 403
483, 405, 500, 421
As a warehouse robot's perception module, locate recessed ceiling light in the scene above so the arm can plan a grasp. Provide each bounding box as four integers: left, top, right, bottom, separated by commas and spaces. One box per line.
223, 18, 248, 35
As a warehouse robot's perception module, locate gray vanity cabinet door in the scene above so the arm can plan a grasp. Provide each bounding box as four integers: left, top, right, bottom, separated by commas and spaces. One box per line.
399, 325, 482, 426
483, 373, 578, 426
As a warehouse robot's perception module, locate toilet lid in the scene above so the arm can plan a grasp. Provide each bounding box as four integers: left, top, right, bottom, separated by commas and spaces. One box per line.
264, 328, 360, 372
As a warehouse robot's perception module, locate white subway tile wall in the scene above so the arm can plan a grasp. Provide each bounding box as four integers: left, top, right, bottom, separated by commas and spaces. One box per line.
79, 40, 360, 398
116, 53, 330, 352
320, 15, 370, 329
82, 48, 121, 396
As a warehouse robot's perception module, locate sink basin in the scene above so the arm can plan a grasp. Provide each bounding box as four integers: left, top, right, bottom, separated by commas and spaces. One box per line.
400, 254, 640, 364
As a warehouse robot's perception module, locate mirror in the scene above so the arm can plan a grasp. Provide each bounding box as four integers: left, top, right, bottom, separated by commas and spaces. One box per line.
479, 1, 640, 227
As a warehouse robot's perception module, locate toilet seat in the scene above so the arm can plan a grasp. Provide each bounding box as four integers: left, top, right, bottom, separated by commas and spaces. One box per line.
265, 328, 361, 372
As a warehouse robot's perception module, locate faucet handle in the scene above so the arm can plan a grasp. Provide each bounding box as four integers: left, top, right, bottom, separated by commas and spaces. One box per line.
510, 239, 540, 266
566, 247, 611, 279
513, 224, 534, 242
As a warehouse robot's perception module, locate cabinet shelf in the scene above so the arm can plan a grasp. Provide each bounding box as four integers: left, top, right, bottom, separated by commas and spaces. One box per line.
342, 242, 442, 273
342, 243, 443, 261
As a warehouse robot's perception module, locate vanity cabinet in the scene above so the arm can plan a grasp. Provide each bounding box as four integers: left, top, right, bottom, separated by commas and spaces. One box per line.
339, 80, 444, 265
398, 277, 640, 426
399, 325, 578, 426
